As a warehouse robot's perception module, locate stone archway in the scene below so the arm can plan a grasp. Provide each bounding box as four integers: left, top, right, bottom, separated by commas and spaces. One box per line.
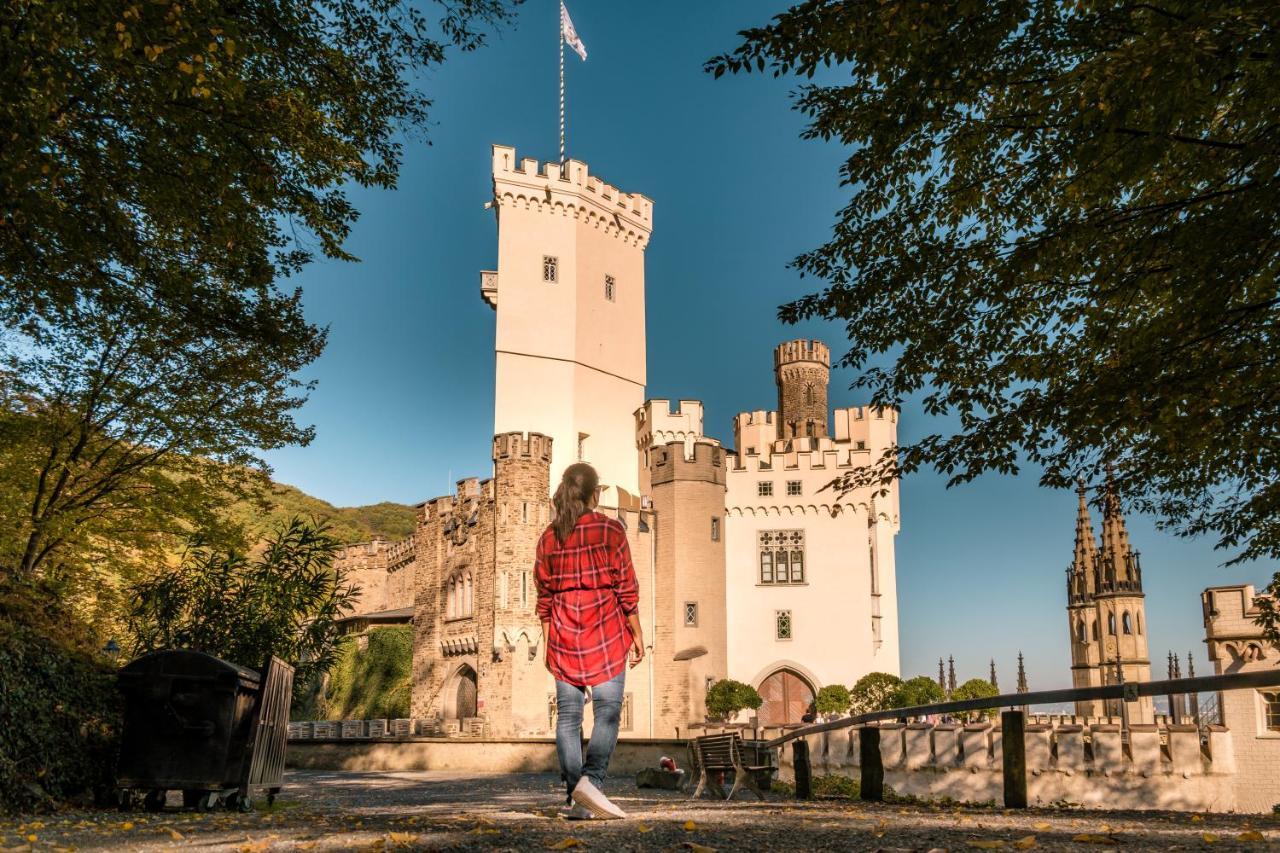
445, 664, 478, 720
757, 668, 815, 726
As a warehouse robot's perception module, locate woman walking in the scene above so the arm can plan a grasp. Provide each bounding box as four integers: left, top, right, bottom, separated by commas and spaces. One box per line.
536, 462, 644, 820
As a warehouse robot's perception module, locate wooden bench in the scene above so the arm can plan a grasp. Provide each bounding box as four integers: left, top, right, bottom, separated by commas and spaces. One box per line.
688, 733, 775, 800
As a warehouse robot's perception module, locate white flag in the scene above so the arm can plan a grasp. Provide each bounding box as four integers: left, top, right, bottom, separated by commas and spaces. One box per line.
560, 1, 587, 61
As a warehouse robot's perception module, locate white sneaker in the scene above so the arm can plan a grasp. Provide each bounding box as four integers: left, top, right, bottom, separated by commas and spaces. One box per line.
562, 803, 594, 820
572, 777, 626, 820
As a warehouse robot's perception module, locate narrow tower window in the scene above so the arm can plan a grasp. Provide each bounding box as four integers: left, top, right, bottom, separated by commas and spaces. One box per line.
710, 517, 720, 542
604, 274, 616, 302
1122, 611, 1133, 634
1108, 613, 1116, 635
542, 255, 558, 282
684, 602, 698, 627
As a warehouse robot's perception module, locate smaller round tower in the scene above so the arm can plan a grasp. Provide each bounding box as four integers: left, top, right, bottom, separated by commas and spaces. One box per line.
774, 340, 831, 440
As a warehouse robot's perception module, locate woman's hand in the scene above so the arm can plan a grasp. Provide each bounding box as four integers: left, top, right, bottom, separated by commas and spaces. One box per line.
630, 633, 645, 668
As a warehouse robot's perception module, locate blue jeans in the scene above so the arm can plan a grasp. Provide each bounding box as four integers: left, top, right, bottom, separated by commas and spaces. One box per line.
555, 670, 625, 801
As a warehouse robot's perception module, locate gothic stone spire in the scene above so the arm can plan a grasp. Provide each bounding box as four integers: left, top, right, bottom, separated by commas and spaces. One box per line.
1016, 651, 1028, 694
1098, 469, 1141, 591
990, 658, 999, 691
947, 655, 957, 694
1070, 478, 1099, 599
938, 658, 946, 691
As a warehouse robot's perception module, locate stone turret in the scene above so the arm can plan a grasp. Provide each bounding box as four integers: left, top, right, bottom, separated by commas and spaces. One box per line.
774, 339, 830, 440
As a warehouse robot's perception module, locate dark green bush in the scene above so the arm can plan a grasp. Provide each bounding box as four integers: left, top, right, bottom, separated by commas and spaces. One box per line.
0, 583, 121, 812
705, 679, 763, 722
301, 626, 412, 720
812, 774, 860, 799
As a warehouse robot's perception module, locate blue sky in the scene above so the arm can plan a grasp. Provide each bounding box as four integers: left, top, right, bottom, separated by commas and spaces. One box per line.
262, 0, 1272, 691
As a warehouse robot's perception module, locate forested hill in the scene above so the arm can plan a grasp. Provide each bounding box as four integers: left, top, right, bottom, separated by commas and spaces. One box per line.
225, 481, 418, 545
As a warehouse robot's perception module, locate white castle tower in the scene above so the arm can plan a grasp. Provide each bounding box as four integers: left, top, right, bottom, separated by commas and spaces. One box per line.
482, 145, 653, 501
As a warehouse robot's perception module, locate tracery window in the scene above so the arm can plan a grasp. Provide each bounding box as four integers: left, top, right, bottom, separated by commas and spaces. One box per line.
1108, 613, 1117, 635
758, 530, 805, 584
543, 255, 558, 282
775, 610, 792, 640
1261, 691, 1280, 732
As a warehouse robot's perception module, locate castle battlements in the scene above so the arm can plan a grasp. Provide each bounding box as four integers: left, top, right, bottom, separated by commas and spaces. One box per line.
650, 439, 727, 487
773, 721, 1238, 812
726, 444, 870, 475
636, 399, 711, 449
774, 339, 831, 369
492, 431, 553, 464
491, 145, 653, 246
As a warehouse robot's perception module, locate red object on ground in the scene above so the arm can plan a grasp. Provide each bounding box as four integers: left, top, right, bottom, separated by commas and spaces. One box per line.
660, 756, 677, 772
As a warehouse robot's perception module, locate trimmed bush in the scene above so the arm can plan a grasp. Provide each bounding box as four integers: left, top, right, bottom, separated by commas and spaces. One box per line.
814, 684, 852, 717
705, 679, 762, 722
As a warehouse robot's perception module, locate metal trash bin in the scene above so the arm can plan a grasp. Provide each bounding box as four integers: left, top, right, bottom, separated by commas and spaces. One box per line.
116, 650, 294, 812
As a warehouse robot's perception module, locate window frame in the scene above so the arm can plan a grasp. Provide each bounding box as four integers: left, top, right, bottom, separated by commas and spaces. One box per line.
785, 480, 802, 497
757, 481, 774, 497
542, 255, 558, 282
604, 273, 616, 302
684, 602, 698, 627
775, 609, 792, 641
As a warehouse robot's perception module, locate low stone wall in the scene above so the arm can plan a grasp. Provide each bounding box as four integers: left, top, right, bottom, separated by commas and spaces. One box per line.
287, 737, 688, 777
776, 722, 1242, 813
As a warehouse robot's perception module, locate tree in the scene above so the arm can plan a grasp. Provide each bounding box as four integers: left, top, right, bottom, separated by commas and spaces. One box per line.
1, 0, 518, 599
952, 678, 1000, 721
814, 683, 852, 718
895, 675, 946, 710
849, 672, 902, 715
709, 2, 1280, 639
704, 679, 764, 722
126, 518, 358, 697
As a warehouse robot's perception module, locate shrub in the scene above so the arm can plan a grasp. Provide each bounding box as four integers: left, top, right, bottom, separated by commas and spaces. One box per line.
303, 626, 412, 720
0, 581, 121, 812
812, 774, 860, 799
895, 675, 947, 710
705, 679, 762, 722
952, 678, 1000, 720
127, 518, 357, 701
849, 672, 904, 714
814, 684, 853, 717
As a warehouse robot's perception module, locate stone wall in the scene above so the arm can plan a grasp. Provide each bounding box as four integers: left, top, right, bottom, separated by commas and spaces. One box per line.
774, 721, 1242, 813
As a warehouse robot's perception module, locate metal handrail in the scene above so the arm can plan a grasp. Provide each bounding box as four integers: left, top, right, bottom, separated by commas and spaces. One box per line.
765, 667, 1280, 749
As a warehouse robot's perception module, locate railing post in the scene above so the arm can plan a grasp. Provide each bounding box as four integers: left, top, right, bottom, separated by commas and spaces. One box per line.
792, 738, 812, 799
1001, 710, 1027, 809
859, 725, 883, 802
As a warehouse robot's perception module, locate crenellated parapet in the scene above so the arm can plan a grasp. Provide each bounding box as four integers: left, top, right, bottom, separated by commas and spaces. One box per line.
492, 431, 553, 465
491, 145, 653, 248
650, 440, 727, 487
774, 721, 1239, 812
635, 399, 710, 449
774, 339, 830, 369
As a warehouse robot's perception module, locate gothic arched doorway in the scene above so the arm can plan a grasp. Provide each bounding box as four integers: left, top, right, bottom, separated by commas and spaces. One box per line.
757, 668, 815, 726
446, 665, 478, 720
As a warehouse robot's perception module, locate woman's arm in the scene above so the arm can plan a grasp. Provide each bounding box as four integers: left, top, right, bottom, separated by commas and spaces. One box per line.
612, 523, 644, 666
626, 612, 645, 667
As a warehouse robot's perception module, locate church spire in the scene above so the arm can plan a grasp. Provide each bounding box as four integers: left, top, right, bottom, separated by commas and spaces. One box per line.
947, 655, 957, 694
990, 658, 999, 691
938, 658, 946, 691
1098, 469, 1141, 591
1016, 652, 1028, 694
1069, 478, 1099, 602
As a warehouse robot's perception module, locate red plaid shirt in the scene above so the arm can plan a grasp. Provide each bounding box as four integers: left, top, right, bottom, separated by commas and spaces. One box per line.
535, 512, 639, 687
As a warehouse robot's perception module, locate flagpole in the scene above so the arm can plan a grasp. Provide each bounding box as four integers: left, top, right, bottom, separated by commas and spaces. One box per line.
558, 2, 566, 165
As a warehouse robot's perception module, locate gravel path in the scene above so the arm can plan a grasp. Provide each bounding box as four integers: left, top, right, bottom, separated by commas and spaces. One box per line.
1, 770, 1276, 851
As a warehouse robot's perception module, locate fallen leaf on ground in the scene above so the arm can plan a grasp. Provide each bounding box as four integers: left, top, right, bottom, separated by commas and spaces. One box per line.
1190, 815, 1204, 823
636, 824, 653, 833
1033, 822, 1052, 831
1201, 833, 1219, 844
683, 820, 698, 831
386, 832, 419, 846
1014, 837, 1037, 849
1071, 834, 1117, 845
167, 828, 184, 840
546, 839, 583, 850
121, 822, 135, 831
1238, 831, 1265, 842
967, 841, 1004, 849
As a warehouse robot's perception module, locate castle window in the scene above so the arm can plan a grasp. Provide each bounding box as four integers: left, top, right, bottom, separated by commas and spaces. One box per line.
522, 502, 529, 524
869, 535, 879, 595
1091, 620, 1099, 641
542, 255, 558, 282
1261, 691, 1280, 732
757, 481, 773, 497
775, 610, 792, 640
604, 274, 616, 302
463, 572, 473, 617
684, 602, 698, 627
499, 572, 509, 609
1136, 613, 1142, 635
710, 517, 720, 542
1077, 620, 1086, 643
577, 433, 588, 462
806, 422, 815, 437
856, 440, 866, 450
1108, 613, 1116, 635
520, 571, 529, 608
758, 530, 805, 585
747, 446, 756, 456
786, 480, 802, 496
1122, 612, 1133, 634
804, 384, 815, 406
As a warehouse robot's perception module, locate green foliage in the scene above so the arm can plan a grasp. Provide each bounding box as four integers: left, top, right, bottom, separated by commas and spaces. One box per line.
814, 683, 852, 716
708, 1, 1280, 634
300, 626, 412, 721
812, 774, 859, 799
896, 675, 947, 710
126, 518, 357, 697
849, 672, 903, 715
952, 678, 1000, 720
0, 581, 121, 812
705, 679, 763, 721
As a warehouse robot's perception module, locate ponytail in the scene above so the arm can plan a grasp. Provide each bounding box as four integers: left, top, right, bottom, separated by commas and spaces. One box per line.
552, 462, 599, 545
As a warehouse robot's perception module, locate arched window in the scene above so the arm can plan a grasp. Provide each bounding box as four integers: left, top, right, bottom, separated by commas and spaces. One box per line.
463, 572, 473, 617
1108, 613, 1116, 635
1136, 612, 1142, 634
804, 384, 815, 406
1122, 611, 1133, 634
1091, 620, 1099, 641
1077, 620, 1086, 643
446, 578, 456, 619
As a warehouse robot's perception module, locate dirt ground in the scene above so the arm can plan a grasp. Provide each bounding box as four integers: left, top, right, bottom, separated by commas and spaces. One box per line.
1, 770, 1276, 851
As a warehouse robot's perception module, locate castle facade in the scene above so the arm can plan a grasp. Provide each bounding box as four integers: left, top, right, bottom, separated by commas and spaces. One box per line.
334, 144, 900, 737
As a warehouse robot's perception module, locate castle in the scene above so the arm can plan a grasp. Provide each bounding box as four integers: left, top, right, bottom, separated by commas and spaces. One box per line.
333, 144, 901, 738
